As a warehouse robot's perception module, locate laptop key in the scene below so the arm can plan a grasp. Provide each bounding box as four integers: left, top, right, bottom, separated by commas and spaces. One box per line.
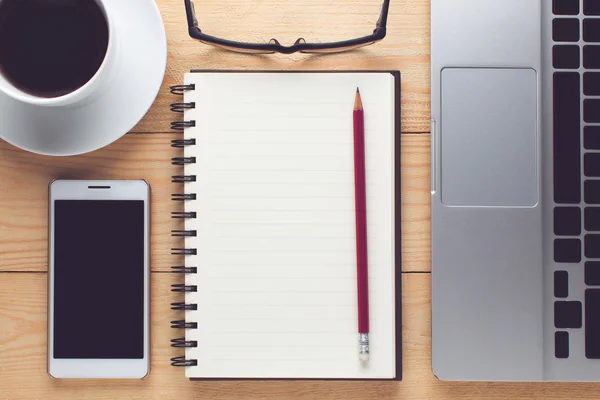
554, 207, 582, 235
555, 331, 570, 359
553, 45, 581, 69
586, 235, 600, 258
553, 72, 581, 204
584, 45, 600, 68
555, 301, 583, 328
554, 0, 580, 15
586, 290, 600, 358
585, 153, 600, 176
555, 238, 582, 262
554, 207, 581, 236
586, 181, 600, 204
586, 207, 600, 231
584, 73, 600, 96
585, 262, 600, 285
585, 0, 600, 16
585, 100, 600, 123
584, 19, 600, 42
555, 271, 569, 298
585, 127, 600, 151
554, 18, 580, 42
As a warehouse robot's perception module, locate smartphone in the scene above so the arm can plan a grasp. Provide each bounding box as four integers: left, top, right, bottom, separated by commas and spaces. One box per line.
48, 180, 150, 379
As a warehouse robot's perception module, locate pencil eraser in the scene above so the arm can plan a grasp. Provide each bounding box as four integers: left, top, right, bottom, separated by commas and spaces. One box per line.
359, 354, 370, 362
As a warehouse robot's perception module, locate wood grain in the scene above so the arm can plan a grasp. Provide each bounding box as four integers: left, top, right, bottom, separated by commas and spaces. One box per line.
133, 0, 431, 134
0, 134, 430, 273
1, 273, 598, 400
401, 135, 430, 272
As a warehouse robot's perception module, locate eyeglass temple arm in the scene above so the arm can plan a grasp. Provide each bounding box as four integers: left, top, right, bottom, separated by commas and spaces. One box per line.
375, 0, 390, 30
185, 0, 200, 30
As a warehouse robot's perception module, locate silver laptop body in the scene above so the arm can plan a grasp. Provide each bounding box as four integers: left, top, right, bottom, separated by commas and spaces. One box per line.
431, 0, 600, 381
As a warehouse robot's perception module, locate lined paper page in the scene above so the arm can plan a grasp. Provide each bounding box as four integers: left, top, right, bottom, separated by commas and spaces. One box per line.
183, 73, 396, 379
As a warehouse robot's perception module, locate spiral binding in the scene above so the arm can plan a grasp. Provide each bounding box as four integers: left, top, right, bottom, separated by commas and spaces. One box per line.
172, 230, 197, 237
171, 157, 196, 166
171, 266, 198, 274
170, 84, 195, 95
171, 302, 197, 311
172, 248, 197, 255
171, 284, 198, 293
171, 338, 199, 348
171, 356, 198, 367
171, 139, 196, 148
172, 175, 196, 183
172, 211, 197, 219
171, 102, 195, 112
172, 193, 197, 201
171, 121, 196, 131
171, 320, 198, 329
170, 83, 199, 368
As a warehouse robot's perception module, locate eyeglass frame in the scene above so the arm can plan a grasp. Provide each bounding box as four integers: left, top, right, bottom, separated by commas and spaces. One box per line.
184, 0, 390, 54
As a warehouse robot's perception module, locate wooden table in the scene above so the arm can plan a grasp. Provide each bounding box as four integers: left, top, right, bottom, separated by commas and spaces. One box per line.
0, 1, 592, 399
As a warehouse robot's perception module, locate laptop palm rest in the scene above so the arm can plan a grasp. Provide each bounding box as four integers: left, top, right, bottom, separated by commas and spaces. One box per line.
441, 68, 538, 207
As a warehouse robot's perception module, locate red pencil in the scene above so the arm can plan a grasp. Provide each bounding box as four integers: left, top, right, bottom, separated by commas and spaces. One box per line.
353, 88, 370, 362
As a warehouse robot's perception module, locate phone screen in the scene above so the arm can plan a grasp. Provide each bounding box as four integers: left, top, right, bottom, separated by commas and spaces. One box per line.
53, 200, 145, 359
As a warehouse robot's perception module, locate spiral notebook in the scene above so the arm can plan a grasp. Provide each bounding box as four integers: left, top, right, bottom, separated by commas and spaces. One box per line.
170, 71, 401, 380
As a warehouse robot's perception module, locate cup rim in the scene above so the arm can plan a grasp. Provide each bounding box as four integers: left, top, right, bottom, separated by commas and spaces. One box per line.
0, 0, 113, 106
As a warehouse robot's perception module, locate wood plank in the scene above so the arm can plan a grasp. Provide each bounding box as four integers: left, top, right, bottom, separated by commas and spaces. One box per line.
0, 134, 430, 273
401, 135, 430, 272
0, 272, 598, 400
133, 0, 431, 134
0, 134, 183, 272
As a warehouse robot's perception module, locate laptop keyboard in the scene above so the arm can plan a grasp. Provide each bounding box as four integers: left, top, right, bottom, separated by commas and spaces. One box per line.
553, 0, 600, 360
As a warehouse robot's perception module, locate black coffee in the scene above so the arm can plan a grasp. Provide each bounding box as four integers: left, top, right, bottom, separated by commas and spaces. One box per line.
0, 0, 109, 98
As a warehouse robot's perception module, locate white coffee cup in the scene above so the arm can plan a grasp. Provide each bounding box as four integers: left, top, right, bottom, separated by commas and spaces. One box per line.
0, 0, 117, 108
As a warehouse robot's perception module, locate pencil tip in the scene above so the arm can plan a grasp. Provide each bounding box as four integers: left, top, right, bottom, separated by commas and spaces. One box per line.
354, 88, 363, 110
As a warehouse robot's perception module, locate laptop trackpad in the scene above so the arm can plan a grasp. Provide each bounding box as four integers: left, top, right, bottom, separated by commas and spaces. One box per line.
441, 68, 538, 207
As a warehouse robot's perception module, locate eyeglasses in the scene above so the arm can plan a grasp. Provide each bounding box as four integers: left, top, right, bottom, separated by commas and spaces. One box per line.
184, 0, 390, 54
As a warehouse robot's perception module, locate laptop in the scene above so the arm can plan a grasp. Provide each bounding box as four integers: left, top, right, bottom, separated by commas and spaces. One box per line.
431, 0, 600, 381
